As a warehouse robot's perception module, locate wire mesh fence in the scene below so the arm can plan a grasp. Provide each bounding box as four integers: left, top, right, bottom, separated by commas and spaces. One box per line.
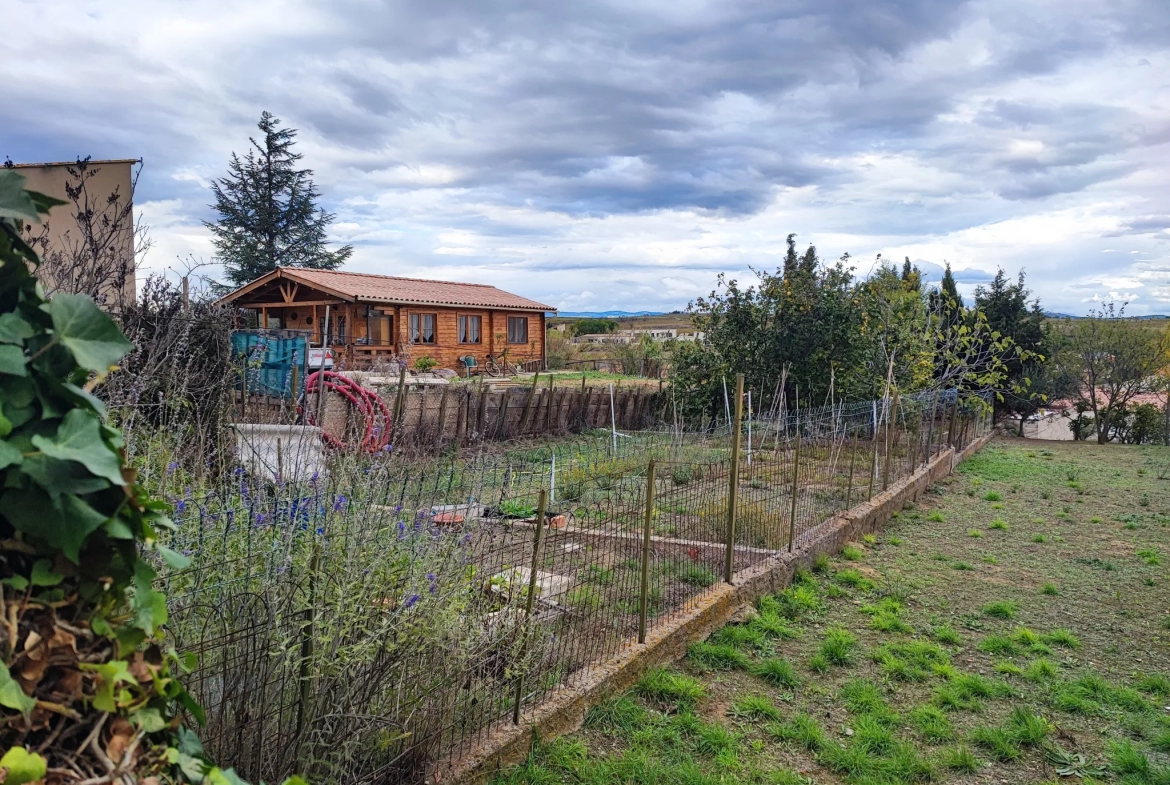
143, 389, 992, 784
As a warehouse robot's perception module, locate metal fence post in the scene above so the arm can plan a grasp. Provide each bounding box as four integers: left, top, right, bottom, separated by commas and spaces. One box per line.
787, 414, 801, 552
638, 460, 656, 644
723, 374, 744, 584
513, 489, 550, 725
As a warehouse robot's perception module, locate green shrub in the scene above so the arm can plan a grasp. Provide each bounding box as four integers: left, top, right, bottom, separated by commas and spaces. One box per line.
0, 175, 269, 783
983, 491, 1003, 501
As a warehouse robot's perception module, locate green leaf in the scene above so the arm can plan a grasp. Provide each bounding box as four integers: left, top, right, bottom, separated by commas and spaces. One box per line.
130, 707, 168, 733
1, 576, 29, 591
29, 559, 63, 587
0, 314, 34, 345
23, 454, 111, 500
282, 777, 311, 785
177, 725, 205, 758
0, 487, 109, 563
207, 767, 250, 785
158, 545, 191, 570
0, 662, 36, 717
0, 171, 59, 223
0, 345, 27, 377
0, 746, 47, 785
31, 409, 125, 486
48, 293, 133, 376
133, 560, 167, 634
0, 440, 21, 469
177, 751, 206, 781
79, 660, 134, 713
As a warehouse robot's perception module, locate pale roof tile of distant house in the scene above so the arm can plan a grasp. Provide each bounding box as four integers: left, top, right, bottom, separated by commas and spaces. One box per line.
219, 267, 556, 312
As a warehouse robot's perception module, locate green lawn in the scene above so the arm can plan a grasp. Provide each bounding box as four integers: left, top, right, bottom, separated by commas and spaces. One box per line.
494, 439, 1170, 785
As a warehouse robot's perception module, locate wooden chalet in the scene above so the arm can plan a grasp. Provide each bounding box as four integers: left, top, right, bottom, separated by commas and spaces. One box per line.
217, 267, 556, 371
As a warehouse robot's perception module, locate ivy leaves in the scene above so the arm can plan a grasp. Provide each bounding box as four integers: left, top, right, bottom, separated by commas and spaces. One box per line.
32, 409, 126, 485
48, 293, 134, 378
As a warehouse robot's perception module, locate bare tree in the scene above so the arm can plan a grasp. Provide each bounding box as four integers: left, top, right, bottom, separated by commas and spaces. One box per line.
18, 156, 151, 306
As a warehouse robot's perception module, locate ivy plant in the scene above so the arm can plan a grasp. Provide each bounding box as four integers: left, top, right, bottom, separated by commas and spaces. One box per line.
0, 171, 300, 783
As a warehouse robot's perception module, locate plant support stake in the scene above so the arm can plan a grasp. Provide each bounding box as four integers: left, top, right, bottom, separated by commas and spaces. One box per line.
609, 382, 617, 453
724, 374, 744, 583
638, 460, 656, 644
513, 489, 550, 725
787, 411, 801, 552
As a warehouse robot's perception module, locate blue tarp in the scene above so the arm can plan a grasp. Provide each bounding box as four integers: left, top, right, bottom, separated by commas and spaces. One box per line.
231, 330, 307, 399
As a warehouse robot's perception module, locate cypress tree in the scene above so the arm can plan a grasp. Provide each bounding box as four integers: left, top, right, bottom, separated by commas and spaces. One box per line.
207, 111, 353, 286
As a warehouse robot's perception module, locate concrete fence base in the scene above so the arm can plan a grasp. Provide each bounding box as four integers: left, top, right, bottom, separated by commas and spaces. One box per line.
430, 431, 996, 785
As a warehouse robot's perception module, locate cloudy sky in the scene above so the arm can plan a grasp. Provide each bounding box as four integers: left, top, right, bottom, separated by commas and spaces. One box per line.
4, 0, 1169, 314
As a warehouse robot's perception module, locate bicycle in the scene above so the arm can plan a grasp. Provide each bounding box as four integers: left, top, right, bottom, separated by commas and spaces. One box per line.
484, 351, 518, 377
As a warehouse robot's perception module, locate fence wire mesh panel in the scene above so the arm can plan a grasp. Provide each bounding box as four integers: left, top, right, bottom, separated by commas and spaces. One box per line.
142, 392, 992, 784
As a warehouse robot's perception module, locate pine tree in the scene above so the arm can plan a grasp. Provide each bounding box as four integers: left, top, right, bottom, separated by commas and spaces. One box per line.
940, 262, 963, 309
207, 112, 352, 286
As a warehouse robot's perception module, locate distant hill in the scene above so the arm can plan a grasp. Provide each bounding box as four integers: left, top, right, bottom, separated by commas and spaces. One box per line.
559, 310, 666, 318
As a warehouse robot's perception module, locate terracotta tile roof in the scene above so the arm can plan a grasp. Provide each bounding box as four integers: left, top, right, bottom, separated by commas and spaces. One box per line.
228, 267, 555, 311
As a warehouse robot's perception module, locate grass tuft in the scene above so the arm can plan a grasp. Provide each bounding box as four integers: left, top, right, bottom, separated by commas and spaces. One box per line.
817, 627, 857, 668
751, 657, 800, 689
1040, 582, 1059, 596
841, 544, 864, 561
635, 668, 707, 707
982, 600, 1018, 619
687, 641, 749, 671
768, 713, 824, 751
939, 744, 980, 773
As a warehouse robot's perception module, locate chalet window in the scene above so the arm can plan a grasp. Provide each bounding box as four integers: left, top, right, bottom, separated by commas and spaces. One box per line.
458, 315, 482, 344
507, 316, 528, 344
410, 313, 436, 344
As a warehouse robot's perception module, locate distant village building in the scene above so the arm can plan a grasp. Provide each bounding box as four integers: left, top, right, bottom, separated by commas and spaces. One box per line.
218, 267, 555, 371
8, 159, 139, 307
574, 327, 703, 345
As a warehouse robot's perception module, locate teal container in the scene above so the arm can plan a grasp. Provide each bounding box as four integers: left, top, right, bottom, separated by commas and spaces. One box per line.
231, 330, 308, 399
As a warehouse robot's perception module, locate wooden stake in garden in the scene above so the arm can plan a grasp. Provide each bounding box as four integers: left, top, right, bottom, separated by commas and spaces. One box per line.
513, 489, 550, 725
638, 459, 656, 644
787, 410, 801, 553
724, 374, 744, 583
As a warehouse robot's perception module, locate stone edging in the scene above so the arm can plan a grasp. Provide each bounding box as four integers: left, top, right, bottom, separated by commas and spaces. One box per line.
430, 432, 996, 785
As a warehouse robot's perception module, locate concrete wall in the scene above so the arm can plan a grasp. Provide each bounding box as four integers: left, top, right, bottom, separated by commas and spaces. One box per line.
432, 430, 996, 785
11, 159, 137, 305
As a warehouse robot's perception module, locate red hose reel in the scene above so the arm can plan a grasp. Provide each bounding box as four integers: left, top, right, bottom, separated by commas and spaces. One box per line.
301, 370, 394, 452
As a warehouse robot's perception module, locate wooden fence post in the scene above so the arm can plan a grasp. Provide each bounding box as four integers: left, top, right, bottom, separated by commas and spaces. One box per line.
925, 390, 938, 462
435, 385, 450, 450
497, 389, 512, 440
948, 394, 959, 449
476, 381, 489, 440
638, 460, 656, 644
513, 489, 550, 725
518, 372, 540, 434
883, 389, 899, 491
392, 364, 408, 442
844, 434, 857, 511
723, 374, 744, 583
787, 414, 801, 553
546, 375, 555, 432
